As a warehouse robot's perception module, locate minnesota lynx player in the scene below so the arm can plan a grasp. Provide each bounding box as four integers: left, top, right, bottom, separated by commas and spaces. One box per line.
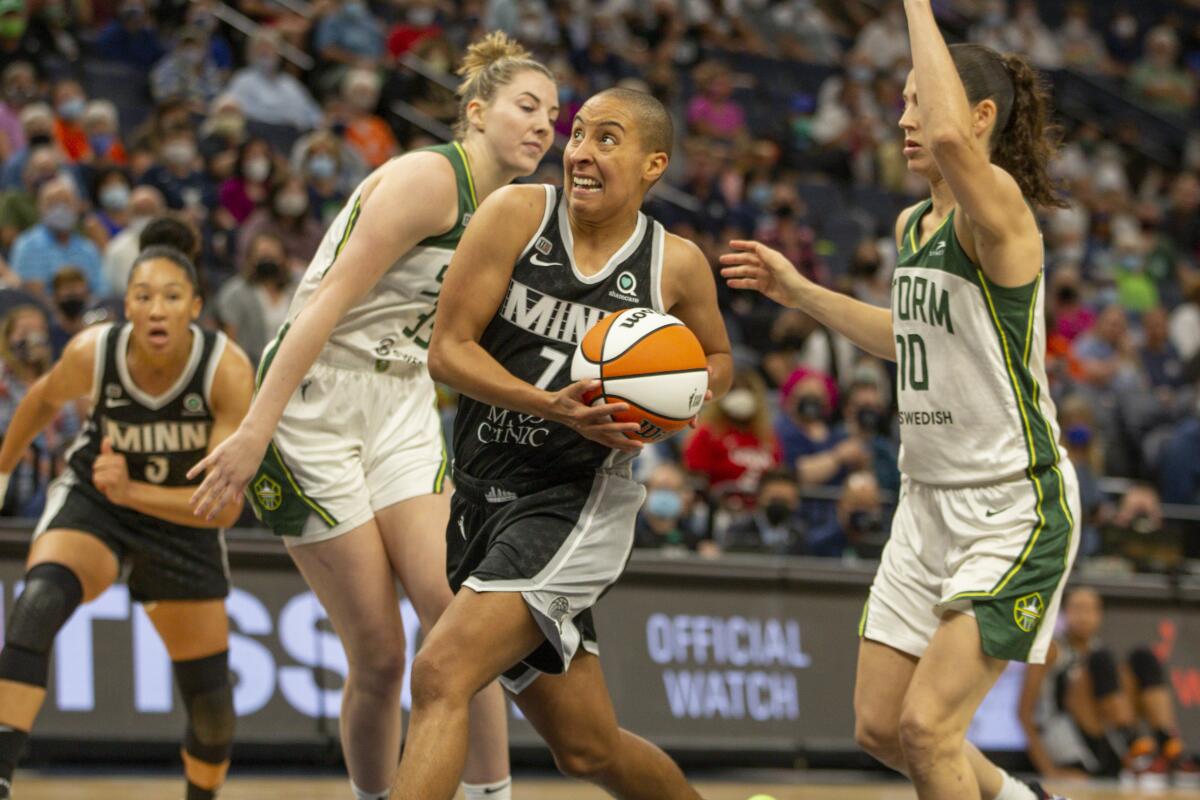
721, 5, 1079, 800
188, 33, 556, 800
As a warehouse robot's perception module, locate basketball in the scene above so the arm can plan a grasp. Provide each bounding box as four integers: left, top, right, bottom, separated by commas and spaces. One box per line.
570, 307, 708, 443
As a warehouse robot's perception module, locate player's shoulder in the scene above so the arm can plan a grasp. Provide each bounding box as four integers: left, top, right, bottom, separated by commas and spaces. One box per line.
210, 334, 254, 397
662, 228, 709, 274
369, 149, 460, 203
473, 184, 551, 233
61, 321, 111, 366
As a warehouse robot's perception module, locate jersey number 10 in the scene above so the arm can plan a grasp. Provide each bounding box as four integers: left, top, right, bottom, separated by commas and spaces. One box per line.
895, 333, 929, 392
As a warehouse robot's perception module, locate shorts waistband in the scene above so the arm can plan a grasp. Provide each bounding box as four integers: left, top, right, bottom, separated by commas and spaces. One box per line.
452, 467, 598, 505
315, 347, 426, 377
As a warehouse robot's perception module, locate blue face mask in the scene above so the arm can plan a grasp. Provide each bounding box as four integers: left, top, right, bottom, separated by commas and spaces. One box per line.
645, 489, 682, 520
307, 154, 336, 180
90, 133, 115, 155
1065, 424, 1092, 447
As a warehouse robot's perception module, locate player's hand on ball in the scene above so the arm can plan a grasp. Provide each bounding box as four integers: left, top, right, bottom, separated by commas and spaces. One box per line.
720, 240, 810, 308
546, 379, 643, 454
187, 424, 270, 521
92, 437, 131, 505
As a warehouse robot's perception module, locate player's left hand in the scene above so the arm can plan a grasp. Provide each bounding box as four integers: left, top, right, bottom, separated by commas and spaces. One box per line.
92, 437, 131, 505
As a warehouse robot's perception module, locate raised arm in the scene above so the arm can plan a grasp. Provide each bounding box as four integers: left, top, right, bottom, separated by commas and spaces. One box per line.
188, 152, 460, 518
428, 184, 640, 453
904, 0, 1042, 287
0, 326, 100, 492
720, 240, 896, 362
99, 343, 255, 529
662, 233, 733, 400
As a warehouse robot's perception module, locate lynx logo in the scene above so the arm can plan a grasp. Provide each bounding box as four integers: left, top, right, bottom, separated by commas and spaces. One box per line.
548, 596, 571, 625
1013, 593, 1044, 633
535, 236, 553, 256
183, 393, 205, 416
106, 383, 123, 399
610, 271, 638, 302
254, 475, 283, 511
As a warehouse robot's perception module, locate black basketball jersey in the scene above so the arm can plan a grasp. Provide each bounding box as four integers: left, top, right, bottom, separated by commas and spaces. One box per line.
453, 185, 667, 482
67, 323, 226, 492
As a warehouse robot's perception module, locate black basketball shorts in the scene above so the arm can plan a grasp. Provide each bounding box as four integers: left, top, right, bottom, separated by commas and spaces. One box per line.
447, 466, 644, 694
34, 472, 230, 602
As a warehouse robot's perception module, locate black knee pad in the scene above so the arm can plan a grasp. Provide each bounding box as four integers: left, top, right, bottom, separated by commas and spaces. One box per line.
1087, 648, 1121, 699
175, 651, 234, 765
1128, 646, 1166, 689
0, 563, 83, 687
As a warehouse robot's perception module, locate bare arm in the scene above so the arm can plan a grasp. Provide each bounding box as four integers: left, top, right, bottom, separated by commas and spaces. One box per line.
662, 234, 734, 401
720, 240, 896, 362
904, 0, 1042, 287
428, 185, 640, 452
0, 327, 100, 475
188, 153, 460, 517
102, 344, 255, 528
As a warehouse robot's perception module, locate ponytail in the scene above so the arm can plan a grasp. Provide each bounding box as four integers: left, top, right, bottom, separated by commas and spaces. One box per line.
948, 44, 1067, 209
454, 32, 554, 139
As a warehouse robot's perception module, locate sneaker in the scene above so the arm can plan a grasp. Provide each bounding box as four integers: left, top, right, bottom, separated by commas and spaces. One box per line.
0, 777, 11, 799
1023, 779, 1071, 799
1169, 750, 1200, 788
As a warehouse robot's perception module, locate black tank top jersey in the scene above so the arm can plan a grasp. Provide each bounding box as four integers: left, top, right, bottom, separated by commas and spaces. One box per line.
68, 323, 226, 492
454, 185, 667, 482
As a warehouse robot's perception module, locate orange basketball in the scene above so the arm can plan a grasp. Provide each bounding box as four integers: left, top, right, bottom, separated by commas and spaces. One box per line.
570, 308, 708, 443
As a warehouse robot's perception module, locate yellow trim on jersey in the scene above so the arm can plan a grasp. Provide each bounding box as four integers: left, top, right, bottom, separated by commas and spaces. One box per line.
857, 597, 870, 637
908, 206, 953, 253
453, 141, 479, 209
269, 441, 337, 527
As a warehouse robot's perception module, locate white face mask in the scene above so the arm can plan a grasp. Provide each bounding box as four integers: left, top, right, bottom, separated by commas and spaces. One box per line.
719, 388, 758, 422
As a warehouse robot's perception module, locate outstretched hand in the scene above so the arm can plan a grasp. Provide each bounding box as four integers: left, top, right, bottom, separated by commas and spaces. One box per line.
545, 380, 643, 454
187, 425, 271, 521
719, 239, 810, 308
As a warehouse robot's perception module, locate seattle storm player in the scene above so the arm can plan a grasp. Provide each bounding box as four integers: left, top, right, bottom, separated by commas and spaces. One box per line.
390, 88, 732, 799
0, 247, 253, 800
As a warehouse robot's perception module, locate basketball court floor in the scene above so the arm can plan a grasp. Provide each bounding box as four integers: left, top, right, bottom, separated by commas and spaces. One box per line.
8, 772, 1196, 799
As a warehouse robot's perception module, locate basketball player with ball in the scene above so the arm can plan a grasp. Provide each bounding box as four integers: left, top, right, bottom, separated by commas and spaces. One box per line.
388, 87, 731, 800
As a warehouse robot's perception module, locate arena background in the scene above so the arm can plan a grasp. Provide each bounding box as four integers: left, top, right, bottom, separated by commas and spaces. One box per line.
0, 0, 1199, 795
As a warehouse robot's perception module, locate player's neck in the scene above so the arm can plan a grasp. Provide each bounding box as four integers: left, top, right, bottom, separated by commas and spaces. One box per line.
928, 176, 956, 218
566, 205, 640, 268
460, 137, 518, 202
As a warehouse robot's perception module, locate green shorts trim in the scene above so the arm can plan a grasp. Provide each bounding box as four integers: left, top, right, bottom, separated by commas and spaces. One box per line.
248, 440, 339, 537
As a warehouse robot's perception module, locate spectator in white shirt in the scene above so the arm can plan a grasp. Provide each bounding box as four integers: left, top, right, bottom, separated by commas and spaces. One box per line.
226, 30, 323, 131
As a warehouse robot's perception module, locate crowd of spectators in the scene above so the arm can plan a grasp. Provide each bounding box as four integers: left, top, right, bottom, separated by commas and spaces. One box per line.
0, 0, 1197, 572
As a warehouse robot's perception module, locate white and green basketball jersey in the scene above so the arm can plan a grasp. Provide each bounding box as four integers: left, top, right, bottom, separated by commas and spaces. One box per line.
284, 142, 478, 368
892, 199, 1064, 485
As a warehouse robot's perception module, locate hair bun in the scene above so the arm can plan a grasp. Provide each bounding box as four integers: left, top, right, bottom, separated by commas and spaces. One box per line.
457, 31, 531, 83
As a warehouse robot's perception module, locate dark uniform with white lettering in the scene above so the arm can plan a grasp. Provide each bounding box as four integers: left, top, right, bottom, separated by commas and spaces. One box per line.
450, 184, 665, 693
34, 322, 230, 601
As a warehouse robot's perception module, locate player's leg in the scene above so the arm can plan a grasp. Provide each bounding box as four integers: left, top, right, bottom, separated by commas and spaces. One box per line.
0, 529, 119, 794
898, 611, 1007, 800
146, 600, 233, 800
853, 638, 917, 771
375, 495, 511, 794
288, 522, 407, 798
515, 650, 701, 799
390, 588, 547, 800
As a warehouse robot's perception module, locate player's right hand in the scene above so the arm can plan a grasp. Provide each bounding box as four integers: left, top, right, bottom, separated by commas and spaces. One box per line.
544, 380, 643, 454
187, 425, 270, 521
719, 240, 810, 308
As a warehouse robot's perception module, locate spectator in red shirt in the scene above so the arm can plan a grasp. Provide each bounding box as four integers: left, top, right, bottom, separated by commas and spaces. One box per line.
51, 79, 90, 163
683, 367, 781, 502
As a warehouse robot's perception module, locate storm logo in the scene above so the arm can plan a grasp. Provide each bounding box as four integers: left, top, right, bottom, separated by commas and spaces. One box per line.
254, 475, 283, 512
1013, 592, 1044, 633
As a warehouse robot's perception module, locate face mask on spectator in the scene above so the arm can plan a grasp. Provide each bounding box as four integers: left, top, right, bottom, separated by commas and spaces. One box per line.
244, 156, 271, 182
90, 133, 115, 155
43, 203, 77, 232
719, 388, 757, 422
0, 17, 26, 38
795, 395, 826, 422
164, 140, 195, 166
848, 510, 883, 536
1065, 424, 1092, 448
56, 295, 87, 319
253, 53, 279, 75
5, 84, 35, 105
178, 46, 204, 67
100, 183, 130, 211
275, 192, 308, 217
10, 331, 49, 365
307, 154, 337, 180
764, 500, 792, 527
645, 489, 682, 520
57, 96, 85, 121
252, 258, 284, 284
856, 406, 883, 435
28, 131, 52, 147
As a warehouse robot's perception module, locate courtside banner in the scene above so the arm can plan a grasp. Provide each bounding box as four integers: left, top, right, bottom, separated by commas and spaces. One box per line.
1, 539, 1197, 754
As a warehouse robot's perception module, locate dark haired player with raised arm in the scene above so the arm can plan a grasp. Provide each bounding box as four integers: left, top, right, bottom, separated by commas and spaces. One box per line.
0, 247, 254, 800
390, 88, 732, 799
721, 4, 1079, 800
